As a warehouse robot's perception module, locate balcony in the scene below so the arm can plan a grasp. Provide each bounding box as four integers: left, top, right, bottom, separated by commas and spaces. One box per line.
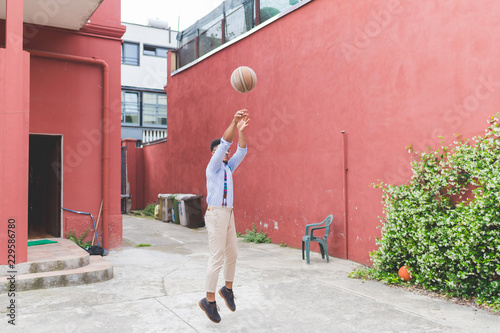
0, 0, 103, 30
171, 0, 312, 72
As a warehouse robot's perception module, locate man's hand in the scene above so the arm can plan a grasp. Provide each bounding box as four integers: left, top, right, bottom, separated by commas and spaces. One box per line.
233, 109, 248, 124
237, 113, 249, 149
237, 114, 250, 133
224, 109, 249, 144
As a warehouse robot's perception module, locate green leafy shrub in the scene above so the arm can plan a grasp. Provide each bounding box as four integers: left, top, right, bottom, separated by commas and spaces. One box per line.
372, 114, 500, 311
142, 203, 156, 217
349, 266, 403, 285
243, 224, 271, 244
65, 228, 92, 248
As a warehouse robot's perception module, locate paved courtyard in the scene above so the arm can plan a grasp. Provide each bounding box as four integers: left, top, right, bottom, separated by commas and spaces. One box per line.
0, 214, 498, 332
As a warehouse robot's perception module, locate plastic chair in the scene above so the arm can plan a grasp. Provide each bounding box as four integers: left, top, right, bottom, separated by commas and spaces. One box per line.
302, 214, 333, 264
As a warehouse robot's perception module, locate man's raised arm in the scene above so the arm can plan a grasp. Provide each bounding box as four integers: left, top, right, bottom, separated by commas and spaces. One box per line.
223, 109, 248, 143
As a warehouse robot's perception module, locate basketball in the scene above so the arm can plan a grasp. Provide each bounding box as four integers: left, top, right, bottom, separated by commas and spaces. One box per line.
398, 265, 413, 282
230, 66, 257, 93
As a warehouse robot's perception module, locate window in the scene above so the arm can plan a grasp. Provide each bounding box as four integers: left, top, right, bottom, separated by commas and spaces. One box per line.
143, 44, 171, 58
143, 45, 156, 56
143, 92, 167, 126
121, 91, 140, 124
122, 41, 139, 65
121, 90, 167, 127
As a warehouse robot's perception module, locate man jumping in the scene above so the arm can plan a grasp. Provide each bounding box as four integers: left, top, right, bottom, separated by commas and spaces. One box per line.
199, 109, 250, 323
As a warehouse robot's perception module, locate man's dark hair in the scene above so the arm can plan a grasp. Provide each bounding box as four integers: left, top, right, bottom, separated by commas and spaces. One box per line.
210, 138, 221, 152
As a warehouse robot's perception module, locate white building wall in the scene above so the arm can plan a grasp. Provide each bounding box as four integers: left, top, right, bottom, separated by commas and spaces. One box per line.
121, 22, 178, 90
121, 22, 179, 143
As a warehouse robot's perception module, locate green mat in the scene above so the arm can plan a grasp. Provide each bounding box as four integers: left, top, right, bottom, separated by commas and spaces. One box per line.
27, 239, 58, 246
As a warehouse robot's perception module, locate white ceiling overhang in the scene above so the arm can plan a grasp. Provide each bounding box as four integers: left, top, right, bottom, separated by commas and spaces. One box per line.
0, 0, 104, 30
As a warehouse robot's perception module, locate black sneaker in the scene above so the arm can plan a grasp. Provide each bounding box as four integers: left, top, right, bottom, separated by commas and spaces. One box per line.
218, 286, 236, 312
198, 298, 221, 323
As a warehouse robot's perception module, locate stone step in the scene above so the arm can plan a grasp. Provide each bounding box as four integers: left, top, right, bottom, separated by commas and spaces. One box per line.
0, 238, 113, 292
0, 238, 89, 277
0, 255, 113, 292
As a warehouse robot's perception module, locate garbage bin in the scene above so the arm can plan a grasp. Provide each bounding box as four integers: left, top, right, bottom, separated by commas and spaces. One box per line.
167, 194, 179, 223
171, 194, 190, 224
177, 196, 189, 227
182, 195, 204, 228
156, 196, 162, 220
158, 194, 174, 222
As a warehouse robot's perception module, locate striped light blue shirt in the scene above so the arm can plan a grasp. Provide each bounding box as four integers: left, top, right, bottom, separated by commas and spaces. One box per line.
206, 138, 247, 208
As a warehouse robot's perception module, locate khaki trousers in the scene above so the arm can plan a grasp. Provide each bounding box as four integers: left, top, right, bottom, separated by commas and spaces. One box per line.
205, 205, 238, 293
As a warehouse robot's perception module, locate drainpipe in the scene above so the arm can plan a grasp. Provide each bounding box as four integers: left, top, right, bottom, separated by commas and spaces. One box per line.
341, 130, 348, 259
29, 50, 110, 250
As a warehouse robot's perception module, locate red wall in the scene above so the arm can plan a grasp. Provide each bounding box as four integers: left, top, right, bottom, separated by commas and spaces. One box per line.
27, 23, 124, 248
0, 0, 124, 255
0, 0, 30, 263
144, 0, 500, 265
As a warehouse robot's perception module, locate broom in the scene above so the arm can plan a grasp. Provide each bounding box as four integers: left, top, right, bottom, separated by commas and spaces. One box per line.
92, 200, 103, 246
88, 200, 108, 256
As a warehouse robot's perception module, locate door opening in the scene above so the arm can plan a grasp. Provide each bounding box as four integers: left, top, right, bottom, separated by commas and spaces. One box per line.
28, 134, 62, 239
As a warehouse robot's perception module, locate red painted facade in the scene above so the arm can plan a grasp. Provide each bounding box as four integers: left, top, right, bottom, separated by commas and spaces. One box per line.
0, 0, 30, 264
132, 0, 500, 265
0, 0, 124, 264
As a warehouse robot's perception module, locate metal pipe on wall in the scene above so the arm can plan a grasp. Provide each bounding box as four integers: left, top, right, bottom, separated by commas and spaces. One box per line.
29, 50, 111, 250
341, 130, 348, 259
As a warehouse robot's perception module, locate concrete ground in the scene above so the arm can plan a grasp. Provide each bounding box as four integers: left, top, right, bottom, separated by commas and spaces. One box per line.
1, 214, 499, 332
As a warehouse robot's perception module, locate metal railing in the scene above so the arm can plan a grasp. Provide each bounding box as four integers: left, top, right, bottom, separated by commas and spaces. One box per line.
142, 129, 167, 144
173, 0, 301, 70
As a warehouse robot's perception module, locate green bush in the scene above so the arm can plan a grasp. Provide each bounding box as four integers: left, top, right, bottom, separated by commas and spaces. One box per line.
142, 203, 156, 217
372, 114, 500, 311
243, 224, 271, 244
65, 228, 91, 248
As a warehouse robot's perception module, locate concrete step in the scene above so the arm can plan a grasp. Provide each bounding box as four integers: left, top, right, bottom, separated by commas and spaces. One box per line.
0, 255, 113, 292
0, 238, 113, 292
0, 238, 89, 276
